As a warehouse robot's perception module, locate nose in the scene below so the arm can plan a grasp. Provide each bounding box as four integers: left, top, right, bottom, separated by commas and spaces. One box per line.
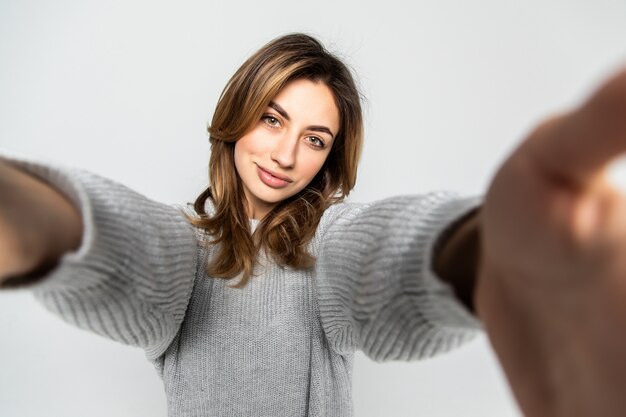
270, 132, 297, 169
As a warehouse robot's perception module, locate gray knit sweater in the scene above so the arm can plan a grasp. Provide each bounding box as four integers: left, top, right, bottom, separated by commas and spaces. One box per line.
1, 151, 482, 417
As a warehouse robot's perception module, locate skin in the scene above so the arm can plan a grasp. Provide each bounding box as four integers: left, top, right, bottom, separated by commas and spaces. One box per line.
2, 61, 626, 416
476, 67, 626, 417
0, 161, 82, 284
234, 78, 339, 219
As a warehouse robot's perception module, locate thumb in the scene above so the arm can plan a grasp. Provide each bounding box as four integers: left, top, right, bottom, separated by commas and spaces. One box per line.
523, 66, 626, 189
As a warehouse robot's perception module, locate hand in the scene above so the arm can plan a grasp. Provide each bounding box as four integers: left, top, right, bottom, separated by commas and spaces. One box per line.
0, 160, 82, 286
477, 67, 626, 417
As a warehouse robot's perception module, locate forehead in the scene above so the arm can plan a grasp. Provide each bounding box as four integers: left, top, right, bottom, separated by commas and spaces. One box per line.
271, 79, 340, 133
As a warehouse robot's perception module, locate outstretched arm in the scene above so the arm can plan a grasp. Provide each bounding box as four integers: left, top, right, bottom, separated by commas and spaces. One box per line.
315, 194, 482, 362
0, 153, 199, 360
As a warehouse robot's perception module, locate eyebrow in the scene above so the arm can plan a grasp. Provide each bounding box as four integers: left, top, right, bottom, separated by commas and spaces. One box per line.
268, 101, 335, 139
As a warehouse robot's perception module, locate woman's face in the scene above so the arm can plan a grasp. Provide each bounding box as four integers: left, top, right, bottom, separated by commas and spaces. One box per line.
234, 78, 340, 219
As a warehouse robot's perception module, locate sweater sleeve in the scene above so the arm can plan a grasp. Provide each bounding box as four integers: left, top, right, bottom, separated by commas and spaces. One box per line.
315, 192, 482, 363
0, 151, 199, 360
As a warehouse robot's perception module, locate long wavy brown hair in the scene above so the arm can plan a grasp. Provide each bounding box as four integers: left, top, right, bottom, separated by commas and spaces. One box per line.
184, 33, 364, 288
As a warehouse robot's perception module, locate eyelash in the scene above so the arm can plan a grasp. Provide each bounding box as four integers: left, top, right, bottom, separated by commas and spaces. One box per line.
261, 114, 281, 128
260, 114, 326, 149
306, 136, 325, 149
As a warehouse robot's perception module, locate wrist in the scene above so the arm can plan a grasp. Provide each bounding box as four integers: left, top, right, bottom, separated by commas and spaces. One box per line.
433, 207, 482, 313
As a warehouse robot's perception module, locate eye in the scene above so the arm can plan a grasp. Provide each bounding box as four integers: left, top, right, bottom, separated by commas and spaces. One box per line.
261, 114, 281, 128
306, 136, 325, 149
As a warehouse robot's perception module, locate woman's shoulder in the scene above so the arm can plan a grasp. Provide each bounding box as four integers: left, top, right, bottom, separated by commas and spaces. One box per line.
316, 199, 370, 238
320, 199, 364, 222
319, 194, 423, 227
316, 193, 459, 237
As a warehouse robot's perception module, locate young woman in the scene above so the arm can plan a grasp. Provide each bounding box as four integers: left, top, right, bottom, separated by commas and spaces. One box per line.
0, 33, 481, 416
3, 33, 626, 417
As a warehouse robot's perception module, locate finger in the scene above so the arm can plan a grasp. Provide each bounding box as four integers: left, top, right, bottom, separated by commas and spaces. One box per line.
523, 66, 626, 188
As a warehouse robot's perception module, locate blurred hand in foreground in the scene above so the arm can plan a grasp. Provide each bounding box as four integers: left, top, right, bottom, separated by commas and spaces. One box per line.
478, 66, 626, 417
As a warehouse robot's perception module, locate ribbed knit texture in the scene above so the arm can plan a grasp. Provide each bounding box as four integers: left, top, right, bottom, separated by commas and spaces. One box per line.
1, 150, 482, 417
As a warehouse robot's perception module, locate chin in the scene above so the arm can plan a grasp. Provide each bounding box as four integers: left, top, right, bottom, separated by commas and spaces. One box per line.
251, 187, 291, 205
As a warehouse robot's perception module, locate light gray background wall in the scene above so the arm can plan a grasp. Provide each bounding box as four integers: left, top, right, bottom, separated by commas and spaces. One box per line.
1, 1, 625, 416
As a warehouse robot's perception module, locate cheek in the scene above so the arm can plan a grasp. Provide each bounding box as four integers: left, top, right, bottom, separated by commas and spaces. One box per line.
233, 141, 245, 175
234, 134, 258, 169
234, 135, 251, 157
300, 154, 329, 181
235, 129, 272, 159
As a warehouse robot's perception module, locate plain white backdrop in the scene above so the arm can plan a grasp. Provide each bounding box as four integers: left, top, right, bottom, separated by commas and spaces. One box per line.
1, 1, 625, 416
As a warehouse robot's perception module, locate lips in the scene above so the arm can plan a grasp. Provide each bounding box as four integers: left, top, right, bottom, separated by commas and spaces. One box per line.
256, 164, 293, 188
